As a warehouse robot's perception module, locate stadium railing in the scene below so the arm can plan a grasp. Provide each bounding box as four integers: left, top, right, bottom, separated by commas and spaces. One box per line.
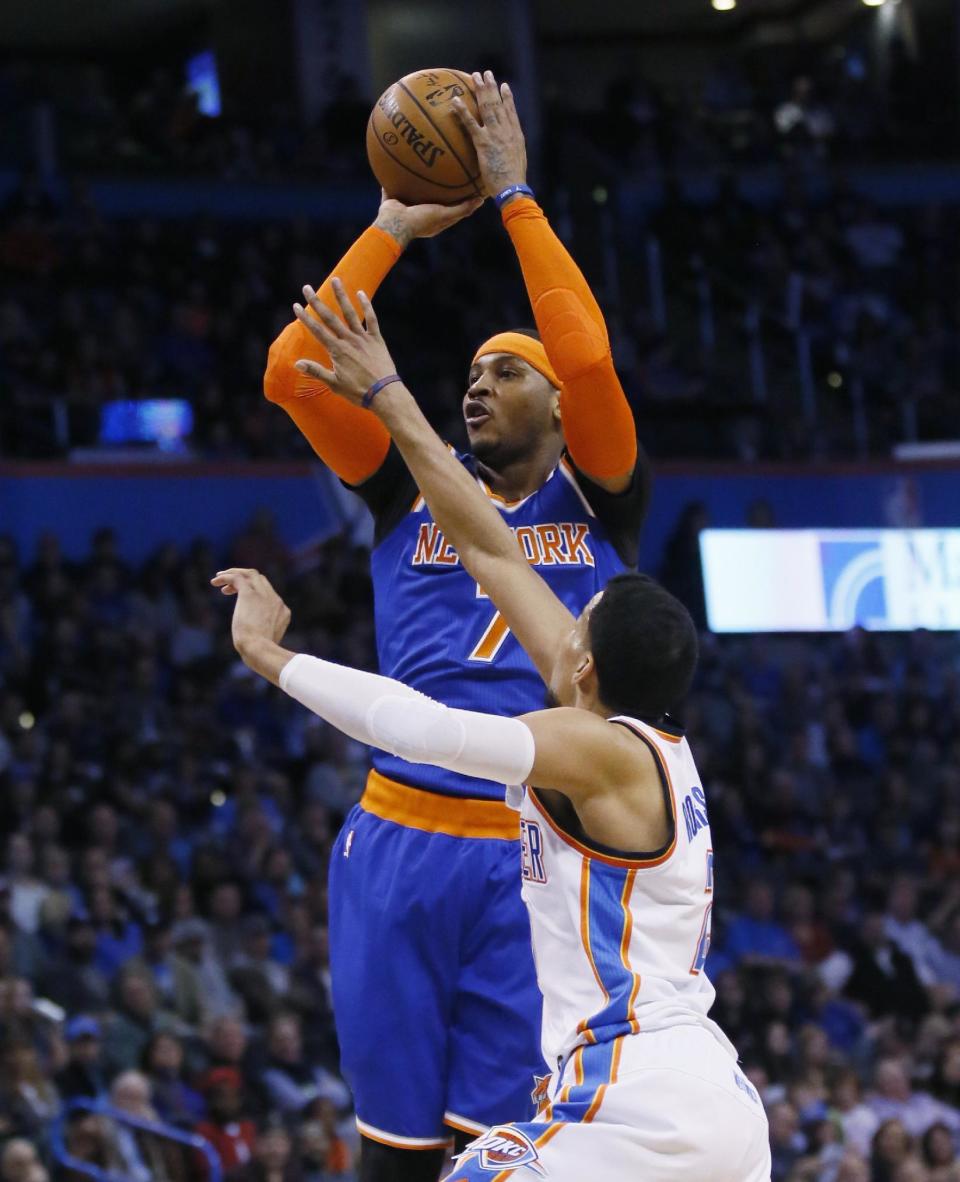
48, 1097, 223, 1182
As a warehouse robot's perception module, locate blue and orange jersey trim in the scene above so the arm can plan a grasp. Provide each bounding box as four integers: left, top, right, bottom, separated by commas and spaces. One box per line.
527, 771, 677, 870
360, 769, 520, 841
574, 860, 643, 1044
551, 1037, 623, 1125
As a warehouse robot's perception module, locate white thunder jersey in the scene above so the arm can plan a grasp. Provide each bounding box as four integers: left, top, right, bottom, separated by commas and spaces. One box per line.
515, 714, 732, 1069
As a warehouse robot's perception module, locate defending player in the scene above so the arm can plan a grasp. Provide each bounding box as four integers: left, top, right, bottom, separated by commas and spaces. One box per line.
262, 72, 648, 1175
214, 281, 771, 1180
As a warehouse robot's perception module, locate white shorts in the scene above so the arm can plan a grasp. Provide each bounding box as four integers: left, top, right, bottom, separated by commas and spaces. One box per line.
444, 1025, 771, 1181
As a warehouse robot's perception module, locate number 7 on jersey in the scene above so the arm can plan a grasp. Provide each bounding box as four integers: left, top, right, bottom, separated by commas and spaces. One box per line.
469, 585, 512, 662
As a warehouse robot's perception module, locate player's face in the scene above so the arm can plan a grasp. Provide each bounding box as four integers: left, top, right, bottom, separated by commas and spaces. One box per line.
464, 353, 560, 465
548, 593, 601, 708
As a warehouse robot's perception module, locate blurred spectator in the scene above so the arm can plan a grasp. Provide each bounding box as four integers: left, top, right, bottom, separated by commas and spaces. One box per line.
141, 1030, 205, 1127
774, 77, 836, 157
0, 1139, 42, 1182
0, 1038, 60, 1137
768, 1099, 804, 1180
38, 914, 111, 1014
829, 1068, 880, 1156
55, 1015, 107, 1100
109, 1069, 188, 1182
228, 1117, 299, 1182
884, 876, 940, 986
843, 911, 929, 1021
194, 1067, 256, 1176
168, 917, 237, 1024
101, 968, 175, 1076
259, 1012, 350, 1119
721, 879, 802, 970
229, 914, 289, 1024
868, 1058, 960, 1138
922, 1120, 960, 1177
0, 513, 957, 1182
870, 1117, 915, 1182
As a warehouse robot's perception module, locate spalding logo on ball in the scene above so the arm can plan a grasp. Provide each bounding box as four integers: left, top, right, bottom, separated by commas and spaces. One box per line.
366, 69, 482, 206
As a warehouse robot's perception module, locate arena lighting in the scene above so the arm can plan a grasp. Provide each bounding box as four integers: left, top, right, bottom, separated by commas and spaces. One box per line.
862, 0, 886, 7
711, 0, 737, 10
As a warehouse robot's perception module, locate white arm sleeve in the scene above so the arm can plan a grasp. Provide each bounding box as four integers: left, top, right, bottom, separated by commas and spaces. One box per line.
279, 653, 536, 786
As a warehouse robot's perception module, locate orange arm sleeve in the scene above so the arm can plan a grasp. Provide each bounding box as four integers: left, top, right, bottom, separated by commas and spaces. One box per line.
263, 226, 403, 485
501, 198, 637, 484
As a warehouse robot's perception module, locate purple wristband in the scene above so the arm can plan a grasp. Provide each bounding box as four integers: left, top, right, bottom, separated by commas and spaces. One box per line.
362, 373, 402, 409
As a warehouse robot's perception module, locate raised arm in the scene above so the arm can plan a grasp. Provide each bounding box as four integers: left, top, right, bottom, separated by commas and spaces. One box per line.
293, 282, 575, 688
212, 569, 652, 811
454, 72, 637, 492
263, 194, 480, 485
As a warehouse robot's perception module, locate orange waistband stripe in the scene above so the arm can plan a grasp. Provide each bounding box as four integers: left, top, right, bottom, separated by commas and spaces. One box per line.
360, 770, 520, 840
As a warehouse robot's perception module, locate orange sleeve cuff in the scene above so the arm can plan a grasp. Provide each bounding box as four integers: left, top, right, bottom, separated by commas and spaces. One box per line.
501, 198, 636, 483
263, 225, 402, 485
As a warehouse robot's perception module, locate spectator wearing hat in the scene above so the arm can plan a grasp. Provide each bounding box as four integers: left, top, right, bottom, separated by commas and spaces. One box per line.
169, 916, 236, 1024
194, 1066, 256, 1176
131, 917, 208, 1029
56, 1014, 106, 1099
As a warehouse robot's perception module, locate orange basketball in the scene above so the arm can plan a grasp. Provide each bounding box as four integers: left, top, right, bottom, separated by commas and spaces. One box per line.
366, 68, 482, 206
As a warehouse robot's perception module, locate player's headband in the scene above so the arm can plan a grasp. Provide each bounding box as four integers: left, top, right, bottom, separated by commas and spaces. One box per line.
472, 333, 561, 391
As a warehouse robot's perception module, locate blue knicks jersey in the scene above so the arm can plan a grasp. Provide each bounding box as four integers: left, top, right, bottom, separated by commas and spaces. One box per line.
362, 449, 644, 800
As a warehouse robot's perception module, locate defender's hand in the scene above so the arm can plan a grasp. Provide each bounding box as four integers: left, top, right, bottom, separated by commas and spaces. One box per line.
374, 190, 483, 249
211, 568, 291, 654
292, 279, 397, 407
453, 70, 527, 199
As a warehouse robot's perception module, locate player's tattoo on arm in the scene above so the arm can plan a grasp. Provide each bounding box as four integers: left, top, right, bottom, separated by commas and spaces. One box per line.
373, 211, 413, 250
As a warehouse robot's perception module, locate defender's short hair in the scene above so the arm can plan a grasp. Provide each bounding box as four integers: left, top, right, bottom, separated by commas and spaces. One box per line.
588, 573, 698, 719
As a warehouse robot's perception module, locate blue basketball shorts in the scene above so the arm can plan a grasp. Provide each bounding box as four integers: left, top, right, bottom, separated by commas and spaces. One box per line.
328, 770, 546, 1150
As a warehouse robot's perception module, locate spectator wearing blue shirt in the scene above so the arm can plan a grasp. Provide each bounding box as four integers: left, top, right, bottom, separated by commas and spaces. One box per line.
722, 879, 803, 970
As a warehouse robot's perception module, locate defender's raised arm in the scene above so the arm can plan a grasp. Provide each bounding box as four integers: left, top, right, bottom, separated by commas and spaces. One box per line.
293, 281, 575, 690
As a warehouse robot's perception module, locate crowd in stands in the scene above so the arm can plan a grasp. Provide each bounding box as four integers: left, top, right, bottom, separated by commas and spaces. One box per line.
0, 508, 959, 1180
2, 157, 960, 465
0, 24, 957, 464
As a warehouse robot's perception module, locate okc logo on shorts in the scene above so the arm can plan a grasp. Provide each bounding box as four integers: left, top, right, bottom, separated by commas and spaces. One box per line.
471, 1126, 546, 1175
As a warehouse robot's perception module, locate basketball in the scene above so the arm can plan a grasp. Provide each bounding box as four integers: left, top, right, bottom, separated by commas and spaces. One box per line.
366, 68, 483, 206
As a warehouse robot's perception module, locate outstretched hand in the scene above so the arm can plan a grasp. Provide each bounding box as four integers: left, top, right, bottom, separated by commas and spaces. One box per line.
211, 568, 292, 654
453, 70, 527, 199
292, 279, 398, 407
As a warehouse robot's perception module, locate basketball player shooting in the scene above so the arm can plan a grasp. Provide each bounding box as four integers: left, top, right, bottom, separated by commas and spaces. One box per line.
262, 71, 649, 1179
213, 275, 772, 1180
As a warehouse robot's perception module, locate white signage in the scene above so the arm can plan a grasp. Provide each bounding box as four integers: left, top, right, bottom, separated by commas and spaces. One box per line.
699, 529, 960, 633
